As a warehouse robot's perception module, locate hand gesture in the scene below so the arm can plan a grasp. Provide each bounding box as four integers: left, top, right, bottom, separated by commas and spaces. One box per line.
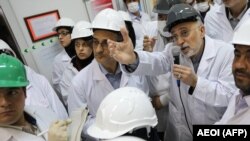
143, 35, 156, 52
107, 26, 137, 65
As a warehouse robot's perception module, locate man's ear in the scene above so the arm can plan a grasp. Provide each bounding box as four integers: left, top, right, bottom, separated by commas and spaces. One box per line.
200, 25, 205, 38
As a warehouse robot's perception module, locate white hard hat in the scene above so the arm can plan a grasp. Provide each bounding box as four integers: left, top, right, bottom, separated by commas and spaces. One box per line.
118, 11, 132, 22
52, 17, 75, 31
92, 8, 125, 32
104, 136, 146, 141
71, 21, 93, 40
87, 87, 157, 139
232, 19, 250, 46
0, 39, 16, 57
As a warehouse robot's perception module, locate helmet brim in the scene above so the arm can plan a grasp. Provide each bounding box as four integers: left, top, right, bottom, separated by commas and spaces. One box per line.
87, 123, 127, 139
0, 81, 29, 88
164, 16, 200, 32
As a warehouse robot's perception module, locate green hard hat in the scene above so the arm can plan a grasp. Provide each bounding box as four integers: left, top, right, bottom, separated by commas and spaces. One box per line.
0, 54, 29, 87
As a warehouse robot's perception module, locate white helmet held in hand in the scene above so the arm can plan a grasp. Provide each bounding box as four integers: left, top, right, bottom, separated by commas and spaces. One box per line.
87, 87, 157, 139
232, 19, 250, 46
53, 17, 75, 31
0, 39, 16, 57
104, 136, 146, 141
92, 8, 125, 32
71, 21, 93, 40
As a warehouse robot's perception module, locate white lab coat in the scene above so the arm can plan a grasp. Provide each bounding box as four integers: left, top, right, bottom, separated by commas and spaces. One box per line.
204, 4, 250, 42
214, 0, 222, 5
0, 106, 58, 141
144, 21, 171, 132
121, 36, 237, 141
59, 61, 78, 105
67, 59, 149, 140
25, 66, 68, 120
52, 50, 71, 94
144, 21, 168, 52
130, 11, 151, 51
216, 91, 250, 124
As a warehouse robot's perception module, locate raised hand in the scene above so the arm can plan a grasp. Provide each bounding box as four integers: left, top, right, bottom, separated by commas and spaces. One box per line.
143, 35, 156, 52
107, 26, 137, 65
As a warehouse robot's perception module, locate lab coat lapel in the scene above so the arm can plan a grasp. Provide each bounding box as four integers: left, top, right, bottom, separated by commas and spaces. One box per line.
197, 36, 216, 76
92, 59, 114, 91
216, 4, 233, 31
227, 108, 250, 124
120, 72, 129, 87
24, 107, 48, 132
234, 9, 250, 31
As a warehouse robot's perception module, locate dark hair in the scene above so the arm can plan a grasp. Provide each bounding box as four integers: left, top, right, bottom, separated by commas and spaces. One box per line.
65, 41, 76, 58
125, 21, 136, 48
56, 26, 73, 33
123, 0, 139, 4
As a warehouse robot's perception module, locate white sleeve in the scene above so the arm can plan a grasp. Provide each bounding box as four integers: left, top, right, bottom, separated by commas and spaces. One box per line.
67, 77, 87, 116
52, 61, 63, 94
39, 75, 69, 119
121, 43, 174, 76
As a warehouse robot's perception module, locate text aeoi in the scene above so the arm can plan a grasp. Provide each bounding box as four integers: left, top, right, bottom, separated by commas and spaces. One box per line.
197, 129, 220, 136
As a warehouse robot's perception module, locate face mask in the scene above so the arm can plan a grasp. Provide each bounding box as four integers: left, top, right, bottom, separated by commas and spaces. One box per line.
186, 0, 193, 4
127, 2, 139, 13
196, 2, 210, 12
158, 20, 172, 37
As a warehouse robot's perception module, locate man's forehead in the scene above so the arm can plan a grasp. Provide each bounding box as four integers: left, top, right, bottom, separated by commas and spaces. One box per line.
171, 22, 197, 33
93, 30, 117, 40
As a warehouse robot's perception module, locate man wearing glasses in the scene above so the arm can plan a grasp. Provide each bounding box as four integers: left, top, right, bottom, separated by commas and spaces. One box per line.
67, 8, 150, 141
107, 4, 237, 141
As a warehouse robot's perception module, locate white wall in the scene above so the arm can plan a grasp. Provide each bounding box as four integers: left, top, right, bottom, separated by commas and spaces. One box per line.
0, 0, 89, 82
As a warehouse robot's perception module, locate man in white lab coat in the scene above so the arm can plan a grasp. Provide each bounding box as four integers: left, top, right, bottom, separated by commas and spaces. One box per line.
204, 0, 250, 42
143, 0, 184, 140
0, 39, 68, 120
123, 0, 151, 50
52, 17, 75, 96
67, 8, 149, 141
107, 4, 237, 141
216, 19, 250, 124
0, 54, 70, 141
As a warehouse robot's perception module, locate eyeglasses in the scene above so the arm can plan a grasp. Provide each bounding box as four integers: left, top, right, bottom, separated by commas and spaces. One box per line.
92, 38, 108, 48
57, 31, 70, 37
0, 49, 15, 56
171, 26, 199, 43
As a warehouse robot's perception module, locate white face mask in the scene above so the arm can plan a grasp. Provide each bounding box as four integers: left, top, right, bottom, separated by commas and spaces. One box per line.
186, 0, 193, 4
158, 20, 172, 37
196, 2, 210, 12
127, 2, 139, 13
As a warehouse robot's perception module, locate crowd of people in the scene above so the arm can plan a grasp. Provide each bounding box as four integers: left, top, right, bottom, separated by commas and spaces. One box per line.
0, 0, 250, 141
